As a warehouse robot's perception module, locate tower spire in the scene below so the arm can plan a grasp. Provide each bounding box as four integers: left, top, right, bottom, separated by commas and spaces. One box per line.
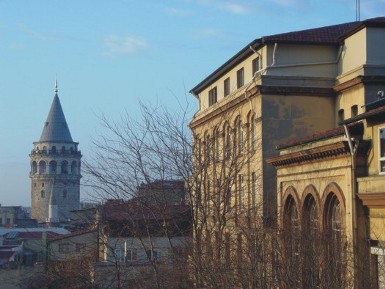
55, 78, 58, 95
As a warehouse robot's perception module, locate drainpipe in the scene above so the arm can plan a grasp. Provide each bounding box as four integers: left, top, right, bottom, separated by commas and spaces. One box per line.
343, 124, 358, 283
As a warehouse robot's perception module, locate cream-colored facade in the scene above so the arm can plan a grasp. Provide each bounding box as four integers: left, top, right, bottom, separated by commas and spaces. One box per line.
266, 18, 385, 289
191, 17, 385, 288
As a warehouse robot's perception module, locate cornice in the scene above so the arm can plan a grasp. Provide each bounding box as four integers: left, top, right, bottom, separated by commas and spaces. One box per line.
189, 86, 259, 130
358, 193, 385, 209
267, 141, 350, 167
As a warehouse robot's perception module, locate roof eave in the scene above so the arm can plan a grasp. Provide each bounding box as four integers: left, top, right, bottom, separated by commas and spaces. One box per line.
190, 39, 263, 95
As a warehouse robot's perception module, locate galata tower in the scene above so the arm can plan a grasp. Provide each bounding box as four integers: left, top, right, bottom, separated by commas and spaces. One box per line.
30, 81, 82, 223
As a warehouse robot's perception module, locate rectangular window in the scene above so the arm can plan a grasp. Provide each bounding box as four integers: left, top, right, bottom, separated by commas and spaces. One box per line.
224, 77, 230, 96
125, 249, 137, 262
59, 243, 70, 254
237, 68, 244, 89
252, 57, 260, 76
146, 250, 158, 261
114, 248, 124, 262
379, 127, 385, 173
208, 87, 217, 106
76, 243, 86, 252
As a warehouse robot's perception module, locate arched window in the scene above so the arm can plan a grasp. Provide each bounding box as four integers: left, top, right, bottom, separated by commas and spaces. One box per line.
213, 127, 220, 161
49, 160, 57, 174
204, 132, 210, 163
284, 195, 299, 255
235, 117, 243, 155
39, 161, 46, 174
51, 146, 56, 153
223, 124, 232, 158
303, 194, 318, 237
323, 191, 345, 287
61, 160, 69, 174
324, 193, 344, 240
41, 190, 45, 198
63, 190, 67, 199
71, 161, 77, 174
32, 161, 37, 174
302, 194, 320, 287
250, 114, 256, 151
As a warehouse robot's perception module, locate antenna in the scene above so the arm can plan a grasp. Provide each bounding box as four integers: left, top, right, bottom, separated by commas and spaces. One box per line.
356, 0, 360, 21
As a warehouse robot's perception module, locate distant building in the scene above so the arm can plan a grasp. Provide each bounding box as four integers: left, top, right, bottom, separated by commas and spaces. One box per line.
136, 180, 186, 205
0, 206, 27, 227
30, 81, 82, 223
95, 198, 191, 287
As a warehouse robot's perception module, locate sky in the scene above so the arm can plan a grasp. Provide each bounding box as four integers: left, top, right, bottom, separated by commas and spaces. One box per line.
0, 0, 383, 207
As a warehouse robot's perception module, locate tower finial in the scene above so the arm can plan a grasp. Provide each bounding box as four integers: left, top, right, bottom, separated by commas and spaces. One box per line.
54, 78, 58, 95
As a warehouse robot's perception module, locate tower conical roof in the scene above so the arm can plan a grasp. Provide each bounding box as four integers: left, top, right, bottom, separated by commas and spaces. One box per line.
39, 87, 73, 142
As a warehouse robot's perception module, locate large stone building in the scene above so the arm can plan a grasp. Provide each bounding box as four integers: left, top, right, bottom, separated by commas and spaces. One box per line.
190, 17, 385, 288
30, 82, 82, 223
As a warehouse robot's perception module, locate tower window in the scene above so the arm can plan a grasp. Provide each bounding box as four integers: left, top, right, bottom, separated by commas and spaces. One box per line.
42, 183, 44, 187
61, 161, 69, 174
351, 105, 358, 117
39, 161, 46, 174
63, 190, 67, 199
41, 190, 45, 198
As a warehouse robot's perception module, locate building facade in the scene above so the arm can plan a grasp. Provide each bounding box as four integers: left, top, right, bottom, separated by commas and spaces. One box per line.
266, 18, 385, 289
30, 82, 82, 223
190, 17, 385, 288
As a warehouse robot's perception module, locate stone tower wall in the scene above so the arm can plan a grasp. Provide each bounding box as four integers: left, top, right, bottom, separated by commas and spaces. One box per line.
30, 141, 81, 222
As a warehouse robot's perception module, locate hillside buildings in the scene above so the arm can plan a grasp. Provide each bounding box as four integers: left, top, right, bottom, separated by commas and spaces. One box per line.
30, 81, 82, 223
190, 17, 385, 288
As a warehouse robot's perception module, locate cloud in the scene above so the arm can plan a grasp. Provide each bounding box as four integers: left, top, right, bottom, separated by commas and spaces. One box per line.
103, 35, 147, 56
272, 0, 304, 8
165, 7, 189, 16
219, 2, 249, 14
197, 0, 250, 14
200, 28, 221, 37
18, 23, 49, 41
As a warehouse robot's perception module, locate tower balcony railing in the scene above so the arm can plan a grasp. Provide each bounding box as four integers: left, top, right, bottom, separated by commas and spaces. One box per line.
29, 172, 82, 178
30, 149, 82, 157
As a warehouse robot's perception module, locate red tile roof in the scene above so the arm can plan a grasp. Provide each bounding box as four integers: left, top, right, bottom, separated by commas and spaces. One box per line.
277, 122, 364, 150
0, 251, 16, 260
49, 229, 96, 242
4, 231, 61, 240
103, 201, 190, 222
262, 22, 359, 44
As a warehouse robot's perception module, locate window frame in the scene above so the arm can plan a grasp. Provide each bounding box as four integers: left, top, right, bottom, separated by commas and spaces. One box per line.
252, 57, 260, 77
208, 86, 217, 106
238, 174, 244, 209
237, 68, 244, 89
224, 77, 230, 97
379, 127, 385, 174
59, 243, 70, 254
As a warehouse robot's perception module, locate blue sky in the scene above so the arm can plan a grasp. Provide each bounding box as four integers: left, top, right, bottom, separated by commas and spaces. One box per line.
0, 0, 383, 206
